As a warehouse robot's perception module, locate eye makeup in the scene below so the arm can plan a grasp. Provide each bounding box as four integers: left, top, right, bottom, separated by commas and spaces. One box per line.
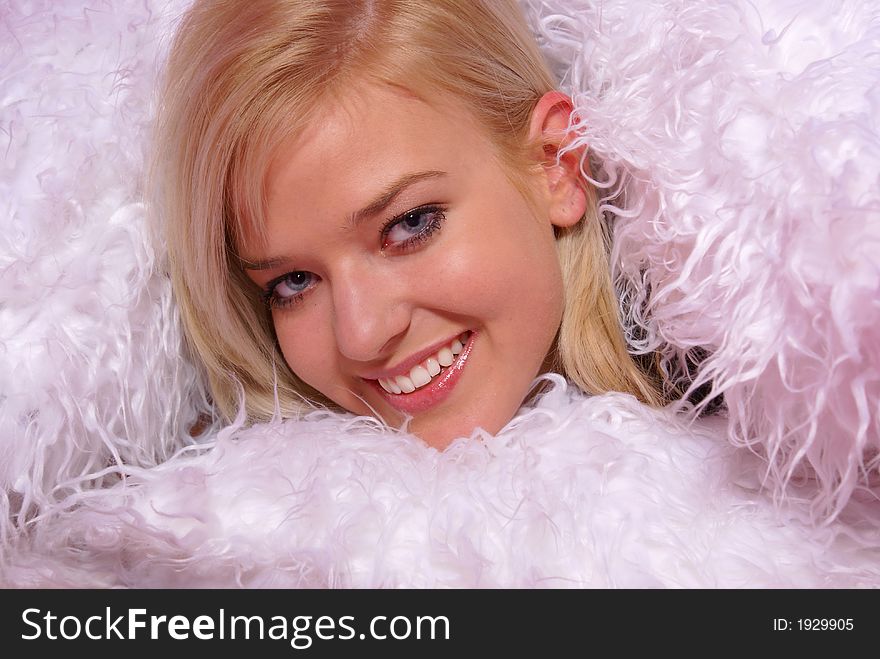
379, 203, 447, 252
261, 202, 448, 311
262, 270, 318, 310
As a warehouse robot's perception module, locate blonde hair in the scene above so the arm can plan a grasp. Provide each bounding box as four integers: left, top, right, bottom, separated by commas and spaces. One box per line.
153, 0, 663, 422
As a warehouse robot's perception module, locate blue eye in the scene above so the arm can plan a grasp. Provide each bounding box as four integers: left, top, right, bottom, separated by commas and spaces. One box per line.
264, 271, 317, 309
381, 205, 446, 250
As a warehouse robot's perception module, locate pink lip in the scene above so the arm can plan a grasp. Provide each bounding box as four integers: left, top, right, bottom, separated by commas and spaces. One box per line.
370, 330, 476, 415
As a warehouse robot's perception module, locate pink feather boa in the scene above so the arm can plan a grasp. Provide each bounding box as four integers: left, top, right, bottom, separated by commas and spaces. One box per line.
524, 0, 880, 520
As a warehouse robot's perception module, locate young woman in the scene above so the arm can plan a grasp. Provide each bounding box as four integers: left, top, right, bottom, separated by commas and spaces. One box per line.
155, 0, 664, 448
5, 0, 876, 590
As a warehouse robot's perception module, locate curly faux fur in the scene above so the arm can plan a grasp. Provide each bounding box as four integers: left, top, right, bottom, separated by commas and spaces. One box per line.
2, 0, 879, 587
9, 379, 880, 588
523, 0, 880, 520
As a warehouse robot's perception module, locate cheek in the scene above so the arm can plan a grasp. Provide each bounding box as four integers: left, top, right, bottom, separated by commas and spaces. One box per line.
434, 212, 565, 337
272, 306, 339, 394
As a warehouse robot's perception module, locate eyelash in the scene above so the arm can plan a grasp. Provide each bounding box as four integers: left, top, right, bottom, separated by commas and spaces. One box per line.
379, 203, 446, 252
262, 271, 314, 311
262, 204, 447, 311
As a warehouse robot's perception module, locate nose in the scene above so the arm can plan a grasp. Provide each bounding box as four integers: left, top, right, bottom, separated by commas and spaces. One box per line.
330, 261, 410, 362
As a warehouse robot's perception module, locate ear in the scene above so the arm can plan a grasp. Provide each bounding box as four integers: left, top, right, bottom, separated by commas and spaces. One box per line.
527, 91, 587, 229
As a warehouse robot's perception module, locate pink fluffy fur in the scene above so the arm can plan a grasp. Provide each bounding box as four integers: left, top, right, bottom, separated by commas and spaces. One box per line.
525, 0, 880, 521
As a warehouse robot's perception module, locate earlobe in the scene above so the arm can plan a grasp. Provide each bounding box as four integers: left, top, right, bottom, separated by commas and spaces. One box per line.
528, 91, 588, 229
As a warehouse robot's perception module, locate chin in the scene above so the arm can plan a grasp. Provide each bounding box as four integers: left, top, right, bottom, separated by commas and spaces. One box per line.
407, 405, 516, 450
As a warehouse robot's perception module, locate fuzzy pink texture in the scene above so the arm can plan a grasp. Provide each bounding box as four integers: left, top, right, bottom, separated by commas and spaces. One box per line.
0, 0, 211, 547
525, 0, 880, 521
6, 380, 880, 588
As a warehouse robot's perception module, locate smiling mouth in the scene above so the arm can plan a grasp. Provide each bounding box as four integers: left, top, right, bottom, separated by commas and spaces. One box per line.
370, 330, 474, 414
376, 331, 470, 394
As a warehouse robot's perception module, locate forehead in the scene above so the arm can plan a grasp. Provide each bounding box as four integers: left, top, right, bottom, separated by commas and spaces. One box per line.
252, 83, 491, 244
267, 84, 479, 188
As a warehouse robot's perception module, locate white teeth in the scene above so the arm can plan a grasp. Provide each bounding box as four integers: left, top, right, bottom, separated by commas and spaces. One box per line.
378, 332, 470, 395
379, 378, 402, 394
437, 347, 454, 367
395, 375, 416, 394
409, 365, 432, 388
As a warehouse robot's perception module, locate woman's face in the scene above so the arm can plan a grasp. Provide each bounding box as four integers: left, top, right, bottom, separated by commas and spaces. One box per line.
241, 83, 572, 448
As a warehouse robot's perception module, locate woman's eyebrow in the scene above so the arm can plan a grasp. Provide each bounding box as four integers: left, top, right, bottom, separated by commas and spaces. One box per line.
239, 255, 294, 272
240, 170, 448, 271
349, 170, 447, 228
